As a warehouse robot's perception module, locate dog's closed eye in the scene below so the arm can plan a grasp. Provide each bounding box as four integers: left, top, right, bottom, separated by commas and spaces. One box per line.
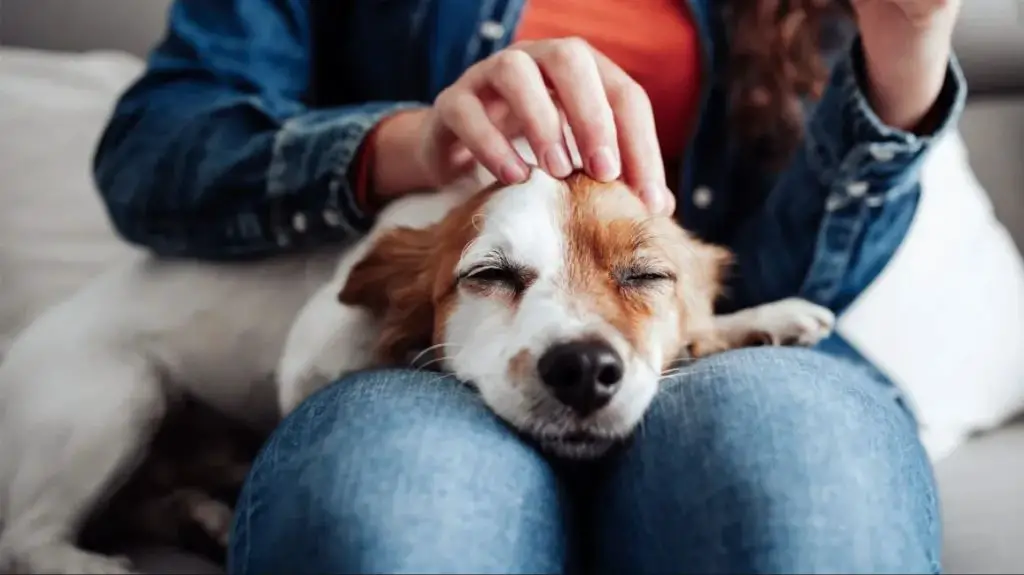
457, 253, 537, 295
460, 266, 520, 285
615, 266, 676, 289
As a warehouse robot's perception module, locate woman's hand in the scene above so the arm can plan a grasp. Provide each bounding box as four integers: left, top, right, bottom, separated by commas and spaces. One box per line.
371, 38, 675, 215
851, 0, 962, 131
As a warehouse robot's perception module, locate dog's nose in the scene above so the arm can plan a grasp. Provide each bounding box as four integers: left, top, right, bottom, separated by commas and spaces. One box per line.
537, 340, 624, 416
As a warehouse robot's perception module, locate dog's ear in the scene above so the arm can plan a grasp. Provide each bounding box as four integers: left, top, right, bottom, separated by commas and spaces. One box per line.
680, 239, 731, 314
338, 226, 436, 312
668, 231, 733, 359
339, 226, 439, 365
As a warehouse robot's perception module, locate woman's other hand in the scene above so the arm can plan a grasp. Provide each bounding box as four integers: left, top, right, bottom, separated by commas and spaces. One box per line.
371, 38, 675, 215
851, 0, 962, 131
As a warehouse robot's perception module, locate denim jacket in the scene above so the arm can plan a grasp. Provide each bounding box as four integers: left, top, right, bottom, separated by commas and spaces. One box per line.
93, 0, 965, 314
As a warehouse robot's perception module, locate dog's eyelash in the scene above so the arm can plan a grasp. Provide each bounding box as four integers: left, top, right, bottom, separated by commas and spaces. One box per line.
464, 266, 515, 282
458, 261, 529, 293
628, 271, 674, 281
618, 267, 676, 287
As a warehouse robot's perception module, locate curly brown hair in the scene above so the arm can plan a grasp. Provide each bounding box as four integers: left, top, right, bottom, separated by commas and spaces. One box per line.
725, 0, 849, 167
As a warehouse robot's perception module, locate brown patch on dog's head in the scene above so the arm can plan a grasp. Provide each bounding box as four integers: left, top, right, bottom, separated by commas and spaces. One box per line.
560, 172, 731, 368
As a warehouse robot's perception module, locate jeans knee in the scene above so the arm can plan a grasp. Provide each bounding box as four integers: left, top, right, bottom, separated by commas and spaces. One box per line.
230, 369, 568, 574
595, 347, 940, 574
651, 346, 921, 468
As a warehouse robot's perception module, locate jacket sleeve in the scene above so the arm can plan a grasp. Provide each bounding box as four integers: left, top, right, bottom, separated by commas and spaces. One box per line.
724, 37, 967, 314
92, 0, 421, 259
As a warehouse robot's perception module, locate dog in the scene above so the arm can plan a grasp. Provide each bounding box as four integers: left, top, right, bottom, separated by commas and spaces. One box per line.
0, 143, 834, 574
278, 168, 835, 458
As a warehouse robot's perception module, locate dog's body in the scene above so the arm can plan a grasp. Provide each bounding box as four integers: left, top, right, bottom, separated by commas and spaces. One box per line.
0, 183, 475, 574
0, 149, 835, 574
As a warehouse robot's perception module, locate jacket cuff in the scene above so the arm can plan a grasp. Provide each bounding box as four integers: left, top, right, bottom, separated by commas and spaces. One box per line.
267, 101, 422, 240
805, 36, 967, 208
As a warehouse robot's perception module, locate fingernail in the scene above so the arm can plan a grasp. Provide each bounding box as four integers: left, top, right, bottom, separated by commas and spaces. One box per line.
587, 146, 619, 181
641, 183, 668, 214
544, 146, 573, 178
499, 160, 529, 184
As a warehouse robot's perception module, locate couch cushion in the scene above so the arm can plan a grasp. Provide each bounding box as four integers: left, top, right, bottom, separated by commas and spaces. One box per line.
0, 47, 141, 355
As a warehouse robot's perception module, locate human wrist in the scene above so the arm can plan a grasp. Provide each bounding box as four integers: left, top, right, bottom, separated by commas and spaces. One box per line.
859, 25, 953, 133
369, 107, 434, 202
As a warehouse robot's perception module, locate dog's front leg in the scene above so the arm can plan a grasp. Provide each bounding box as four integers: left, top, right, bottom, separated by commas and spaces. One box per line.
689, 297, 836, 358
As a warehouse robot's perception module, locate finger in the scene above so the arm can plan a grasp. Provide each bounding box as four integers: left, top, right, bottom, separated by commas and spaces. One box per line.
486, 49, 573, 178
482, 98, 524, 138
531, 38, 620, 182
592, 50, 671, 214
434, 85, 529, 184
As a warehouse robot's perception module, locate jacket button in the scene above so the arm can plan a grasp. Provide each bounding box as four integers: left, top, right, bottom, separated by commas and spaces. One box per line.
479, 20, 506, 41
869, 144, 896, 162
323, 209, 342, 228
847, 181, 869, 198
692, 186, 713, 209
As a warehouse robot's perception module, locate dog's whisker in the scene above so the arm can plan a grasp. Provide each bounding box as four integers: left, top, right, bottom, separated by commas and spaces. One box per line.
408, 343, 463, 368
658, 367, 684, 383
413, 353, 462, 372
422, 372, 460, 386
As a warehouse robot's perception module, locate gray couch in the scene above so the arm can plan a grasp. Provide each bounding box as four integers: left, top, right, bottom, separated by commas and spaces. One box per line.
1, 0, 1022, 573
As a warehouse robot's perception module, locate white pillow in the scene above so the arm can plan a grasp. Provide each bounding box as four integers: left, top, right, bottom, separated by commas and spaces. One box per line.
838, 130, 1024, 462
0, 48, 144, 355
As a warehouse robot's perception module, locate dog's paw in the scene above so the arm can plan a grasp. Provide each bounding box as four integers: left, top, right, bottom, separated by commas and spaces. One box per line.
1, 544, 135, 574
746, 297, 836, 347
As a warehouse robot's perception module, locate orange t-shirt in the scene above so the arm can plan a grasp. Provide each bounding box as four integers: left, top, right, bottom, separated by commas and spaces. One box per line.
355, 0, 702, 210
515, 0, 702, 160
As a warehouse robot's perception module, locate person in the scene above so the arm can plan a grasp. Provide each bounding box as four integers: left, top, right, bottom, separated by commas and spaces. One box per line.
93, 0, 965, 572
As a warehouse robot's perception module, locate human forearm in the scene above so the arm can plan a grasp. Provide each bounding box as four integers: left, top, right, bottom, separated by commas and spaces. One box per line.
861, 30, 952, 132
854, 0, 961, 132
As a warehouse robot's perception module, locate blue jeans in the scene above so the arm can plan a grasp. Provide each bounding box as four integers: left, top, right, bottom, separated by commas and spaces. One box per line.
228, 346, 940, 574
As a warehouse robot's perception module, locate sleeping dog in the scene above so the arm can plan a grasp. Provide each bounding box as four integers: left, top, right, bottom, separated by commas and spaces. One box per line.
0, 144, 833, 574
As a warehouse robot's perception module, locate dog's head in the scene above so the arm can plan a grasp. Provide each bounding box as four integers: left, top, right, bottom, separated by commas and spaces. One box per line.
340, 169, 730, 457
